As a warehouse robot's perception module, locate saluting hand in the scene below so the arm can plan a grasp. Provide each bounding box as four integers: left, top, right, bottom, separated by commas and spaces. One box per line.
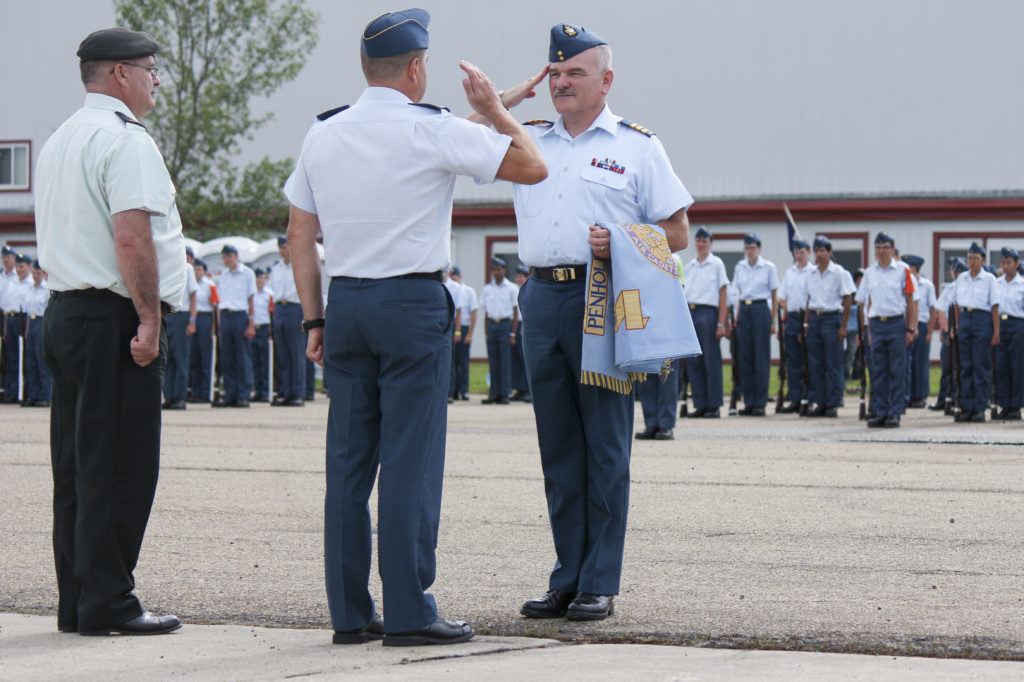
131, 319, 160, 367
499, 65, 550, 110
460, 61, 504, 118
307, 327, 324, 366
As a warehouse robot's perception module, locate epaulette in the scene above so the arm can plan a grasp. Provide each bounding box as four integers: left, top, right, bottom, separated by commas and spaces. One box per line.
115, 111, 145, 129
523, 119, 553, 127
409, 102, 451, 113
618, 118, 654, 137
316, 105, 350, 121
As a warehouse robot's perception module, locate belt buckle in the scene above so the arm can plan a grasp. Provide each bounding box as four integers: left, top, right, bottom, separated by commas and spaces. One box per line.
553, 267, 575, 282
1001, 314, 1008, 320
744, 299, 752, 305
689, 303, 697, 310
879, 316, 888, 322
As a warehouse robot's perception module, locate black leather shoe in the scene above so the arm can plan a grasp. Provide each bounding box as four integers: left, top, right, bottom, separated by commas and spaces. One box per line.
927, 402, 946, 411
883, 416, 900, 428
232, 400, 250, 408
866, 416, 887, 428
497, 397, 511, 405
34, 401, 51, 408
166, 400, 186, 410
271, 397, 288, 406
80, 612, 182, 636
520, 394, 532, 403
382, 618, 474, 647
286, 399, 305, 407
685, 408, 706, 418
459, 393, 469, 401
907, 399, 927, 409
481, 397, 497, 404
333, 614, 384, 644
635, 427, 658, 440
1004, 409, 1022, 421
807, 405, 827, 417
211, 399, 234, 408
823, 407, 838, 418
970, 412, 985, 423
747, 407, 766, 417
702, 408, 721, 418
777, 402, 800, 414
520, 589, 575, 618
509, 391, 523, 402
566, 593, 614, 621
654, 429, 674, 440
954, 412, 973, 423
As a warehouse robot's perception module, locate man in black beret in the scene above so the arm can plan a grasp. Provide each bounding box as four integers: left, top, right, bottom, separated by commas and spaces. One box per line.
34, 26, 184, 635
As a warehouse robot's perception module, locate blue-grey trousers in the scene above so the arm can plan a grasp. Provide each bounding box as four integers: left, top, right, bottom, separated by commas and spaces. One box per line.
164, 311, 190, 401
995, 316, 1024, 409
640, 361, 679, 430
273, 302, 306, 400
868, 317, 908, 418
807, 311, 843, 408
736, 301, 771, 409
323, 276, 454, 634
485, 317, 512, 399
219, 310, 252, 403
250, 324, 271, 400
905, 320, 930, 403
189, 312, 213, 401
957, 309, 993, 414
25, 316, 51, 402
783, 312, 807, 404
519, 277, 633, 596
684, 305, 723, 410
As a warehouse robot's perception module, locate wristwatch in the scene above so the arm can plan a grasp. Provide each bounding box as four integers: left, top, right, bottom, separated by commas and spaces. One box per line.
302, 317, 325, 331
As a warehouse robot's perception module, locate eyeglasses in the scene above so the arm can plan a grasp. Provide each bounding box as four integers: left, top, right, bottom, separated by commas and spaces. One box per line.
117, 62, 159, 78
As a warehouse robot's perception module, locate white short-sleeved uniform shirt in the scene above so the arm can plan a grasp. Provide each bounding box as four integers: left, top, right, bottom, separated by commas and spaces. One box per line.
855, 259, 916, 317
480, 278, 519, 320
912, 276, 936, 324
218, 264, 257, 311
253, 285, 273, 325
443, 278, 464, 311
285, 87, 512, 279
196, 275, 217, 313
457, 282, 478, 321
269, 260, 300, 304
732, 257, 780, 302
936, 280, 957, 312
512, 106, 692, 267
35, 93, 187, 310
177, 262, 198, 311
684, 253, 729, 307
25, 280, 50, 318
996, 273, 1024, 318
2, 276, 31, 312
953, 269, 999, 310
0, 270, 17, 311
807, 261, 856, 311
779, 262, 813, 312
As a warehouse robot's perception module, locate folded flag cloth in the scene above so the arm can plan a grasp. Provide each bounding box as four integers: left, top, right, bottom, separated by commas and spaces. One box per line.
581, 222, 702, 394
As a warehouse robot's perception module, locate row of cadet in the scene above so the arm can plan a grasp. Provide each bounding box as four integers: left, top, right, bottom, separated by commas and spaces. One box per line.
162, 236, 320, 408
633, 229, 1024, 439
443, 257, 532, 405
0, 247, 53, 407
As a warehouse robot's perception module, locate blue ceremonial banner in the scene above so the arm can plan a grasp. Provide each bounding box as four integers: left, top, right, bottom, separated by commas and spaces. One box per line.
580, 222, 702, 394
784, 203, 802, 254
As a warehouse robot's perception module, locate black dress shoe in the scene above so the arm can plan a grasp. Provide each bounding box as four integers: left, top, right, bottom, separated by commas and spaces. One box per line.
747, 407, 766, 417
271, 397, 288, 407
161, 399, 172, 409
866, 416, 887, 428
520, 589, 575, 618
685, 408, 706, 418
807, 405, 827, 417
1004, 408, 1022, 421
777, 402, 800, 414
34, 401, 50, 408
927, 402, 946, 411
520, 394, 532, 403
908, 399, 927, 409
286, 399, 305, 407
232, 400, 250, 408
970, 412, 985, 423
509, 391, 523, 402
459, 393, 469, 401
823, 407, 838, 418
654, 429, 674, 440
448, 396, 455, 404
481, 397, 497, 404
566, 593, 614, 621
701, 408, 721, 418
883, 416, 900, 428
382, 618, 474, 647
211, 399, 234, 408
954, 412, 973, 423
80, 612, 182, 636
497, 397, 511, 405
333, 614, 384, 644
166, 400, 187, 410
635, 427, 658, 440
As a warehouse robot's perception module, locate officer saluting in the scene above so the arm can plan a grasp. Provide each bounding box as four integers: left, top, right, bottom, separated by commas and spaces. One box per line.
495, 23, 693, 621
805, 236, 856, 417
284, 9, 546, 646
856, 232, 917, 428
994, 247, 1024, 420
682, 227, 729, 418
35, 27, 183, 635
732, 233, 779, 416
952, 242, 999, 422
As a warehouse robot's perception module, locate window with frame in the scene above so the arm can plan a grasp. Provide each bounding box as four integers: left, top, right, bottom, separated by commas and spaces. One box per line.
0, 142, 30, 191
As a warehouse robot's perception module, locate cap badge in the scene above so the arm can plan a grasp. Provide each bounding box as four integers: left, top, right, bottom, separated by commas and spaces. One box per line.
562, 25, 577, 37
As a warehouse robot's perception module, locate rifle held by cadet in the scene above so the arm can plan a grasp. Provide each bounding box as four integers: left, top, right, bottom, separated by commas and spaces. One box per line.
775, 307, 786, 414
728, 307, 740, 416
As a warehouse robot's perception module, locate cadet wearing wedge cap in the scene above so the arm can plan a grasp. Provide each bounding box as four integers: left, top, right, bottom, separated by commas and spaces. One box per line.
269, 235, 306, 406
994, 247, 1024, 420
213, 244, 257, 407
952, 243, 999, 422
35, 26, 183, 635
901, 254, 934, 409
682, 227, 729, 418
480, 256, 519, 405
731, 233, 779, 416
284, 8, 546, 646
777, 238, 812, 413
805, 236, 855, 417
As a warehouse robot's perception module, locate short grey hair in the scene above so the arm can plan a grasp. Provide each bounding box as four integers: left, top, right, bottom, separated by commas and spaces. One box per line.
360, 48, 426, 83
594, 45, 613, 72
80, 59, 114, 85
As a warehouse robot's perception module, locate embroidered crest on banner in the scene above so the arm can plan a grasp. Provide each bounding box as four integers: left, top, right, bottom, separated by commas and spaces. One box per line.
622, 223, 678, 278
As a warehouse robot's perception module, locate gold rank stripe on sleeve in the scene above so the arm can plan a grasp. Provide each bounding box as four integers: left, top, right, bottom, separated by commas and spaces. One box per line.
617, 118, 654, 137
523, 120, 554, 127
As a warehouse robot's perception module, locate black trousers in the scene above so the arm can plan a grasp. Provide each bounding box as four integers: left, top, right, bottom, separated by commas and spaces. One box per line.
43, 290, 167, 631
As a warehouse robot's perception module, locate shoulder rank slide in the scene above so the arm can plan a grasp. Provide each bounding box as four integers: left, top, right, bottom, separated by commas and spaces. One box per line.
618, 118, 654, 137
523, 119, 553, 127
409, 102, 451, 113
115, 111, 145, 129
316, 105, 350, 121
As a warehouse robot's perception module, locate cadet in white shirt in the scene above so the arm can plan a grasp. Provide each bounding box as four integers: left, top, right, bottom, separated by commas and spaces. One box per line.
994, 247, 1024, 420
952, 242, 1000, 422
442, 269, 464, 403
1, 255, 32, 403
805, 237, 856, 416
496, 23, 692, 621
931, 257, 967, 410
449, 267, 477, 400
22, 261, 52, 407
268, 235, 306, 406
855, 232, 917, 428
901, 255, 935, 408
283, 9, 546, 646
682, 227, 729, 418
249, 268, 274, 403
189, 259, 217, 402
479, 257, 519, 404
777, 240, 813, 413
163, 255, 197, 410
34, 27, 183, 636
214, 244, 257, 407
732, 233, 780, 415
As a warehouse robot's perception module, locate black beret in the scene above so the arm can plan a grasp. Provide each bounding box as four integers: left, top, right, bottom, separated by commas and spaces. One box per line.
549, 23, 607, 63
362, 8, 430, 58
77, 27, 161, 62
515, 264, 530, 276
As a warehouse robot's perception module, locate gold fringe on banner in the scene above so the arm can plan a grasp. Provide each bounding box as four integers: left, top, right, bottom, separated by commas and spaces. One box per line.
580, 370, 634, 395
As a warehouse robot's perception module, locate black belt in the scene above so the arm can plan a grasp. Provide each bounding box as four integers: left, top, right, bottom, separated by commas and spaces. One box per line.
741, 299, 767, 305
960, 307, 990, 313
255, 323, 270, 329
1001, 314, 1024, 321
688, 303, 717, 311
276, 300, 301, 305
50, 288, 171, 315
4, 311, 25, 318
532, 264, 587, 283
488, 317, 512, 323
869, 316, 901, 322
332, 270, 442, 283
810, 309, 841, 316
